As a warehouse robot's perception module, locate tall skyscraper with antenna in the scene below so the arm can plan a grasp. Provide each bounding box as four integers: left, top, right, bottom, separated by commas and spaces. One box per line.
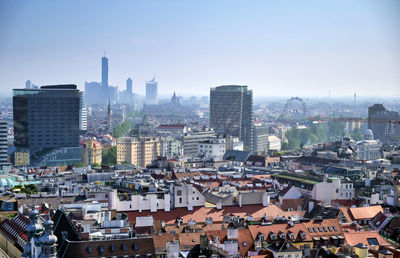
102, 55, 109, 88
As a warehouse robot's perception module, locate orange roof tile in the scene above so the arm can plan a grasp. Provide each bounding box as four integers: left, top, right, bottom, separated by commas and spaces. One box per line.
343, 231, 392, 248
349, 205, 383, 220
126, 204, 305, 225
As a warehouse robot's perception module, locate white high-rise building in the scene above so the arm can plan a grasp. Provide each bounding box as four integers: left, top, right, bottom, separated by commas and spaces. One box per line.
0, 121, 8, 164
145, 76, 158, 105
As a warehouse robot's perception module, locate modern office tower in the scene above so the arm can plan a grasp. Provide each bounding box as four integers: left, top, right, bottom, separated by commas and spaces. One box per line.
368, 104, 400, 144
25, 80, 31, 89
183, 129, 217, 158
210, 85, 253, 150
145, 76, 158, 105
116, 137, 160, 167
102, 56, 109, 88
253, 123, 269, 152
79, 91, 87, 132
127, 78, 133, 94
85, 55, 118, 105
13, 84, 81, 165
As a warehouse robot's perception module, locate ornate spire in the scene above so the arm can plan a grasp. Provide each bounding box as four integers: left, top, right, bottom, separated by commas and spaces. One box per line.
23, 204, 43, 258
38, 214, 58, 258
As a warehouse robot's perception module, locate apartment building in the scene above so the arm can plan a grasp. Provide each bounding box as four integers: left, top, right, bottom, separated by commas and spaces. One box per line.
117, 137, 160, 167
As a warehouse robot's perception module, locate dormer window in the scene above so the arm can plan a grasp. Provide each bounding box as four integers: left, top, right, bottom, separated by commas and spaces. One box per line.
259, 234, 265, 242
300, 232, 307, 240
289, 233, 295, 240
279, 233, 286, 239
270, 233, 277, 240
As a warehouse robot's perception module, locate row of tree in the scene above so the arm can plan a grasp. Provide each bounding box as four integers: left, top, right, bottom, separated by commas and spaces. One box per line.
282, 122, 345, 150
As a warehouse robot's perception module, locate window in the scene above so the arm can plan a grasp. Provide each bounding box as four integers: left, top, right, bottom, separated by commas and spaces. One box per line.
133, 243, 139, 251
323, 226, 327, 232
367, 238, 379, 246
313, 227, 317, 232
122, 244, 127, 251
333, 226, 338, 231
308, 228, 313, 233
111, 244, 115, 252
318, 227, 322, 232
177, 190, 182, 196
87, 246, 92, 254
179, 197, 182, 203
99, 246, 104, 254
243, 241, 247, 247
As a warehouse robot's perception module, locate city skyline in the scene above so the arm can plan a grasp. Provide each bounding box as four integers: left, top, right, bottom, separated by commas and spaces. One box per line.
0, 0, 399, 97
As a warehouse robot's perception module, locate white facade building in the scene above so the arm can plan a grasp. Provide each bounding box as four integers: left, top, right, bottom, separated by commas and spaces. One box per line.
267, 135, 281, 152
197, 137, 226, 161
173, 184, 205, 210
312, 178, 354, 206
356, 140, 382, 161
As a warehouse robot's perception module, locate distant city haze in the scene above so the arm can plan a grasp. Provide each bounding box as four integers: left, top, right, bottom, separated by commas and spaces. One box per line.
0, 0, 399, 97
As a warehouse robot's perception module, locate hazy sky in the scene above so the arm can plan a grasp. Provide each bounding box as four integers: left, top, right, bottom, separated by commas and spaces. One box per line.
0, 0, 399, 97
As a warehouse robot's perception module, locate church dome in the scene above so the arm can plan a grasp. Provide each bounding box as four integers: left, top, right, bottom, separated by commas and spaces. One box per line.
39, 220, 57, 245
363, 129, 374, 140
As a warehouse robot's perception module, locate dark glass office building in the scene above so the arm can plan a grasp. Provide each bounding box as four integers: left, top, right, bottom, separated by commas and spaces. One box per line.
210, 85, 253, 150
13, 85, 81, 163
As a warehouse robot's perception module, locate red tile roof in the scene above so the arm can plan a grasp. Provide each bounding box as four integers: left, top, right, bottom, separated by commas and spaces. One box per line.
126, 205, 305, 225
349, 205, 383, 220
343, 231, 391, 248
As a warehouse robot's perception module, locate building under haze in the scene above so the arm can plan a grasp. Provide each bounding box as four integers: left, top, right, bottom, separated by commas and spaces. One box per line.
84, 55, 118, 105
210, 85, 253, 150
368, 104, 400, 144
13, 85, 82, 166
145, 76, 158, 105
120, 77, 135, 104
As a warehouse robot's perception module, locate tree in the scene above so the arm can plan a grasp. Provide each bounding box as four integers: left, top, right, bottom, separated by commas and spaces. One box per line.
91, 163, 101, 167
351, 128, 363, 141
300, 142, 304, 150
102, 146, 117, 165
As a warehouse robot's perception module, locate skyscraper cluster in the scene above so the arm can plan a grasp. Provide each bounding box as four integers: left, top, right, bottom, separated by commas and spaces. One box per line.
84, 55, 119, 105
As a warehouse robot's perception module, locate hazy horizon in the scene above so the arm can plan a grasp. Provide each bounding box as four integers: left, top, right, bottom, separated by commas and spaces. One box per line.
1, 0, 399, 97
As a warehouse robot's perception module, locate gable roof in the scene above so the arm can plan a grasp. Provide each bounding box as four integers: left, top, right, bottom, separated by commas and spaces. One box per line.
349, 205, 383, 220
343, 231, 391, 248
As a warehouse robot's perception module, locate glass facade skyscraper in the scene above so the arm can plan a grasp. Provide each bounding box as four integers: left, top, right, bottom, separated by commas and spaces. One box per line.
13, 85, 81, 162
102, 56, 109, 88
210, 85, 253, 150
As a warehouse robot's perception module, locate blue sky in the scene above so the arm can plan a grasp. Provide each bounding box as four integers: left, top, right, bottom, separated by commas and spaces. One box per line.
0, 0, 399, 97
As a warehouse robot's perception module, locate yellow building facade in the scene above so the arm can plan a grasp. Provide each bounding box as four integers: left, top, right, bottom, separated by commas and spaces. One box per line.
14, 150, 30, 167
117, 137, 160, 167
82, 139, 102, 166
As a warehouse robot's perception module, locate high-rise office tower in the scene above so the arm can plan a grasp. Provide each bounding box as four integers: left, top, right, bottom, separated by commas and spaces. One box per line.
145, 76, 158, 105
25, 80, 31, 89
102, 56, 109, 88
210, 85, 253, 150
127, 78, 132, 94
368, 104, 400, 144
13, 85, 81, 164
